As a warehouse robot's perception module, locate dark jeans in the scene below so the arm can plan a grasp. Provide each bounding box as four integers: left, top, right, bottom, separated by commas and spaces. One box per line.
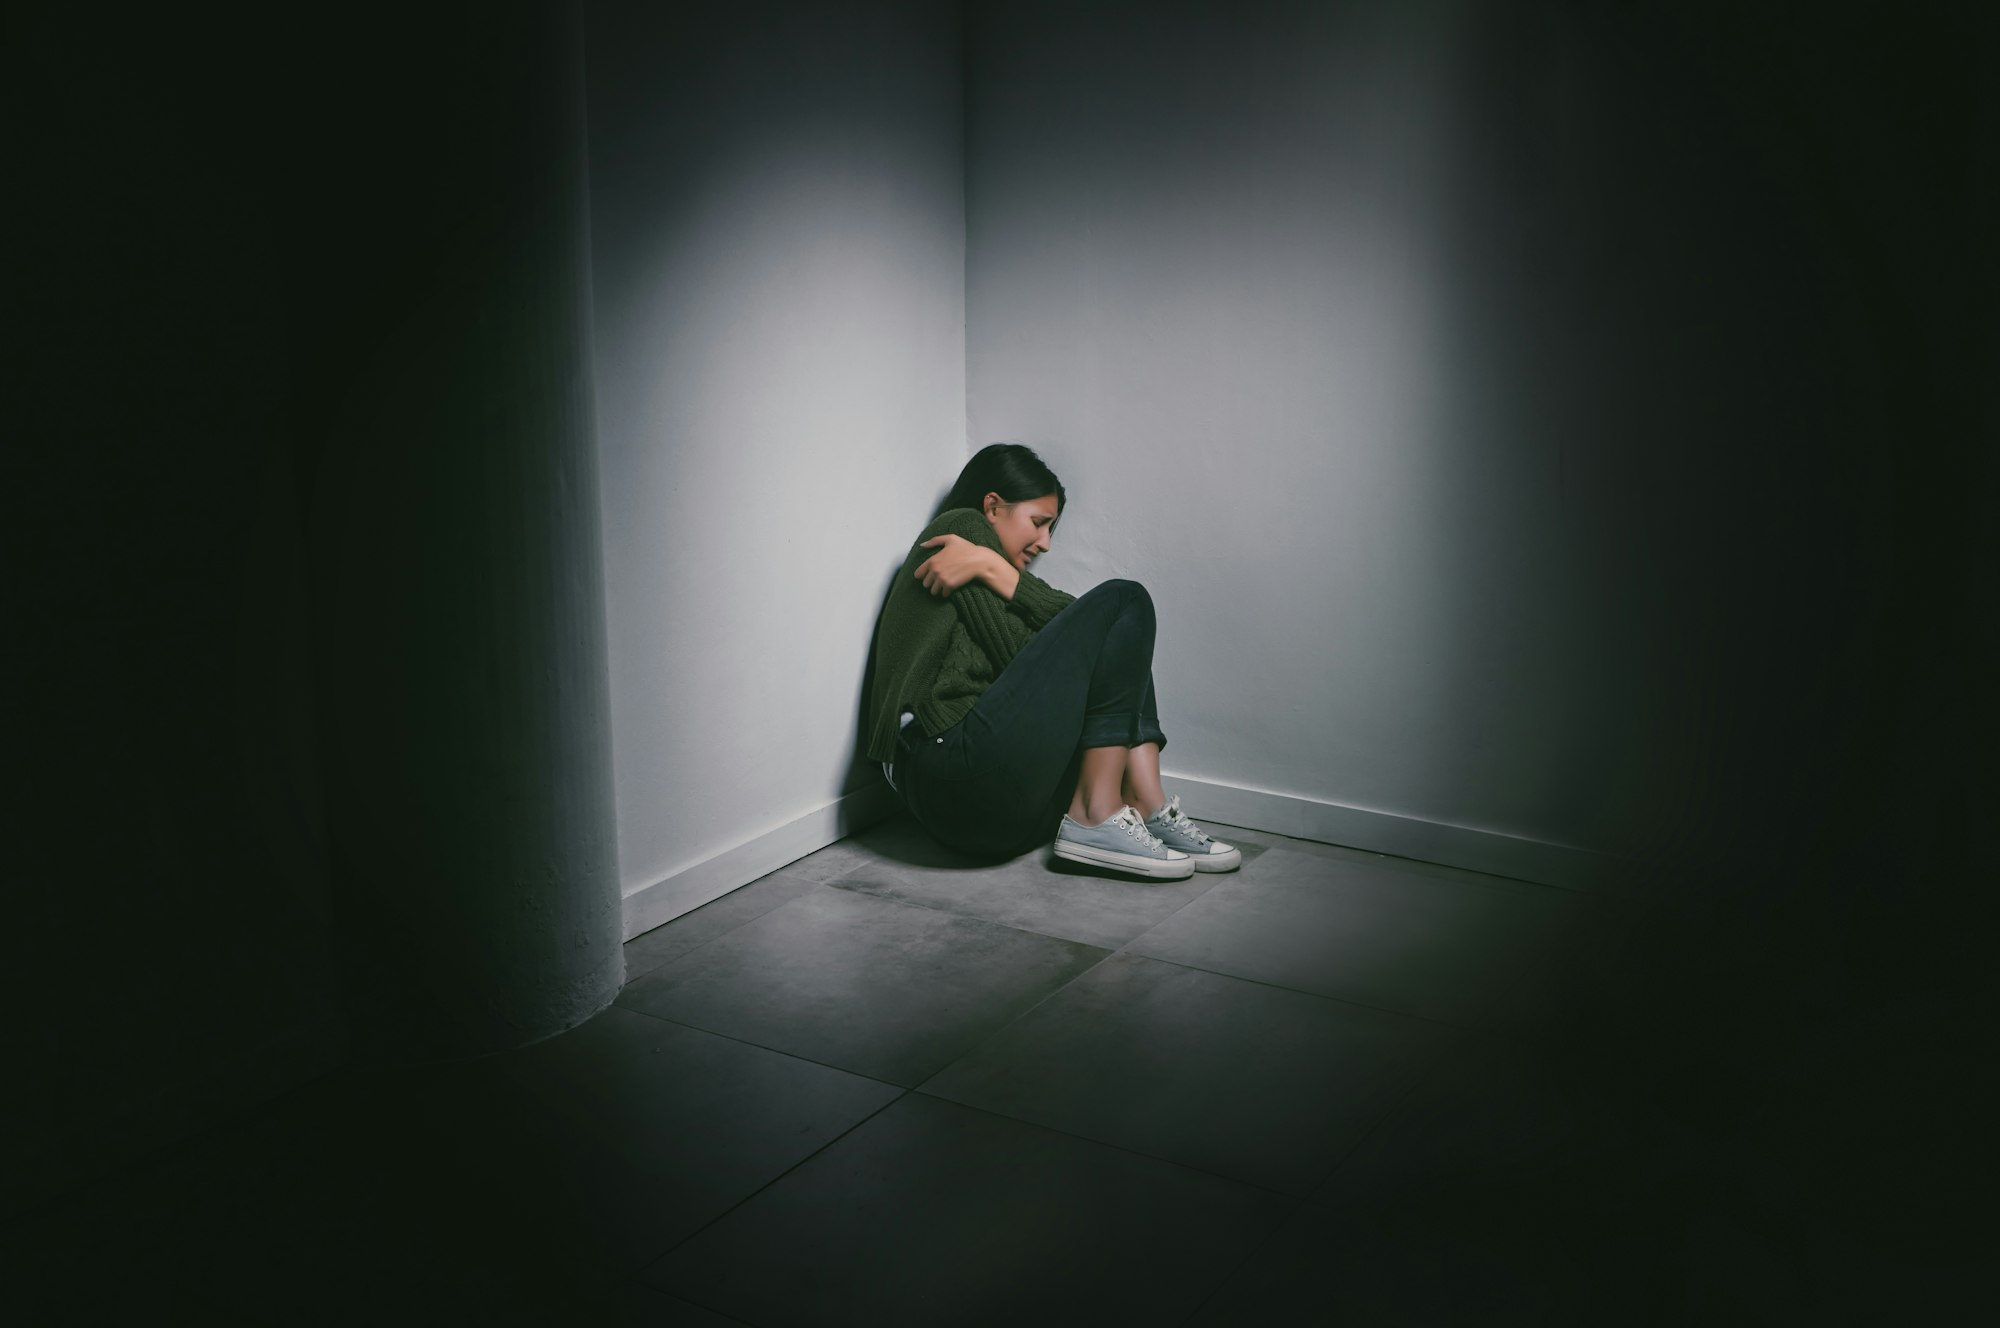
895, 579, 1167, 858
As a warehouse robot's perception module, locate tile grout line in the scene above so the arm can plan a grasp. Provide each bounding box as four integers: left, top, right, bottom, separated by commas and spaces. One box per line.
621, 998, 1323, 1229
1203, 823, 1606, 898
685, 821, 1567, 965
903, 957, 1475, 1209
634, 1089, 1322, 1323
633, 989, 1428, 1216
622, 843, 1542, 1054
608, 1006, 913, 1093
638, 1285, 761, 1327
904, 1086, 1338, 1204
1100, 949, 1489, 1034
615, 830, 1544, 1308
898, 944, 1121, 1097
624, 872, 1120, 1002
622, 852, 1494, 1103
619, 873, 824, 982
626, 1084, 914, 1287
615, 884, 1126, 1089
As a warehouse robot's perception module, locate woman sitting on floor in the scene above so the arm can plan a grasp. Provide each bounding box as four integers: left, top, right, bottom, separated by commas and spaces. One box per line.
867, 442, 1239, 880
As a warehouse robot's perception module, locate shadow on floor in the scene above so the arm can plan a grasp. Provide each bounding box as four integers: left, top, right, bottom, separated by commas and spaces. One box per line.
21, 812, 1982, 1325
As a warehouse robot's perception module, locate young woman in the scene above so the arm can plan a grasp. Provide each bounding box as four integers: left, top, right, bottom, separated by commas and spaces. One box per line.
866, 443, 1239, 879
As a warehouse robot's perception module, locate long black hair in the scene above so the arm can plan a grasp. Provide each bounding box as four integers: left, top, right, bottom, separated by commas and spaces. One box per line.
936, 443, 1066, 528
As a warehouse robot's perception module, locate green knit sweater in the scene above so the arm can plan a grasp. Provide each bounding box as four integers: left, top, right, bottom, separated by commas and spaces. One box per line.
865, 507, 1076, 763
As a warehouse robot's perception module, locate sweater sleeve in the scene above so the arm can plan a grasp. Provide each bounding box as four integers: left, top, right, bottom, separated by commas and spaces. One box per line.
922, 507, 1074, 627
921, 508, 1048, 671
1008, 568, 1074, 630
952, 580, 1038, 672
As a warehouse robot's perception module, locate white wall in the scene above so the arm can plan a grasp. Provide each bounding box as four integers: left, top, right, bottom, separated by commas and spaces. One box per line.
964, 0, 1906, 869
586, 0, 965, 911
967, 0, 1482, 832
586, 0, 1945, 898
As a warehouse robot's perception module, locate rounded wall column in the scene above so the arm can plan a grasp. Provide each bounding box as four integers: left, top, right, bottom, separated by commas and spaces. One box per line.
308, 0, 623, 1058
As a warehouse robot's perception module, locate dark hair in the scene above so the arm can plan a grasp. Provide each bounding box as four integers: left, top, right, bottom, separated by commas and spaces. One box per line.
936, 443, 1066, 527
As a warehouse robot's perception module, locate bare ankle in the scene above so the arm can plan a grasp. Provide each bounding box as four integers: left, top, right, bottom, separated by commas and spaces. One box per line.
1122, 791, 1163, 819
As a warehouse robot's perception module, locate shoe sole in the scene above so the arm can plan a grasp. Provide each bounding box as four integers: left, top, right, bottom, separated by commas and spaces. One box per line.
1053, 839, 1196, 880
1188, 847, 1242, 872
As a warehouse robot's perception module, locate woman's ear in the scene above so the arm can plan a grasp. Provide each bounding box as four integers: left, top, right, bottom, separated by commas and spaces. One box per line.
982, 491, 1004, 520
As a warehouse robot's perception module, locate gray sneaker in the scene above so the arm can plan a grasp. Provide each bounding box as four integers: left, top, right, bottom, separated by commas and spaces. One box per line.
1054, 805, 1195, 880
1144, 795, 1241, 872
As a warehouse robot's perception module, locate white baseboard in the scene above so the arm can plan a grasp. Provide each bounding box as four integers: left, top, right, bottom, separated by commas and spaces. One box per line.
622, 782, 900, 941
1163, 772, 1627, 892
623, 772, 1627, 942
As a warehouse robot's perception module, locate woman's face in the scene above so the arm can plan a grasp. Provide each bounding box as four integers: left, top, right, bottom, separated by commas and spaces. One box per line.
982, 491, 1060, 571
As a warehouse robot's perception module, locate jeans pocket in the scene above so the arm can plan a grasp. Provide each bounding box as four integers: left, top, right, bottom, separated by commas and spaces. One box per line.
923, 724, 984, 784
913, 712, 999, 785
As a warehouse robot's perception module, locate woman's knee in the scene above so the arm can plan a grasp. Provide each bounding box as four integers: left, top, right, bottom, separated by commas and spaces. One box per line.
1089, 578, 1153, 619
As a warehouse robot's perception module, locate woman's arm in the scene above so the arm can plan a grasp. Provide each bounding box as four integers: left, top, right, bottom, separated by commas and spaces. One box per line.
912, 513, 1074, 629
1007, 567, 1074, 629
907, 508, 1072, 664
905, 518, 1036, 670
915, 535, 1019, 600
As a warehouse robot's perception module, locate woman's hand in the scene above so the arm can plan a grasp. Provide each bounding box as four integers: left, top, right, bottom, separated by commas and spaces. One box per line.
915, 534, 1002, 598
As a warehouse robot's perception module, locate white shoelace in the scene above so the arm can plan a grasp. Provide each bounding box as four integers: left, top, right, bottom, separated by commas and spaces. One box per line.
1153, 795, 1211, 845
1111, 805, 1164, 850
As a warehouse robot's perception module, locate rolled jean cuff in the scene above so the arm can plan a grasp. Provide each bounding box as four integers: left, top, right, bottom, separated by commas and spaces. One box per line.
1078, 714, 1168, 751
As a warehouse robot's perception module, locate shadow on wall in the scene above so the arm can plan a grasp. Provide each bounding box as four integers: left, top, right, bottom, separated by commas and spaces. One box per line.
1420, 0, 1931, 883
963, 0, 1985, 888
847, 478, 964, 816
13, 0, 623, 1213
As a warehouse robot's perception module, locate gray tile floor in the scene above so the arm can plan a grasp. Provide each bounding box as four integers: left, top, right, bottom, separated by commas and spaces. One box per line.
611, 817, 1629, 1325
32, 812, 1688, 1326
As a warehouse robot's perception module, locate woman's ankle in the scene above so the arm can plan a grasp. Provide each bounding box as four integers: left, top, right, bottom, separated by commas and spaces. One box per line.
1069, 798, 1128, 826
1121, 790, 1164, 819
